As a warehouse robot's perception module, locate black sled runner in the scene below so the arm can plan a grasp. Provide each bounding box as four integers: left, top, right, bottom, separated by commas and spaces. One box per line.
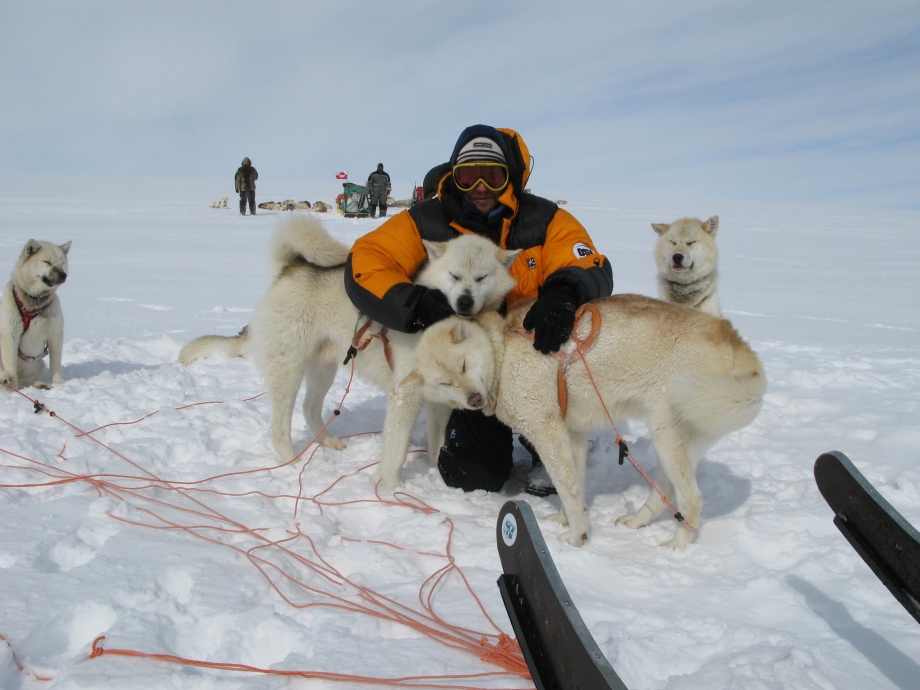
495, 500, 629, 689
814, 451, 920, 624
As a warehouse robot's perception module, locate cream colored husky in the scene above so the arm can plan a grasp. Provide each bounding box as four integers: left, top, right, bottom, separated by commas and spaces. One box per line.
0, 239, 71, 390
178, 214, 520, 460
386, 295, 765, 548
653, 216, 721, 317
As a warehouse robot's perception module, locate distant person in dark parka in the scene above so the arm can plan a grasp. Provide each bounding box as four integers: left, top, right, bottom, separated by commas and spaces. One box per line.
235, 157, 258, 215
366, 163, 391, 218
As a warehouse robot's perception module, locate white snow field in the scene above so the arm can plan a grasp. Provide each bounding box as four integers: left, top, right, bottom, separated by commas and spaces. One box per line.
1, 174, 919, 689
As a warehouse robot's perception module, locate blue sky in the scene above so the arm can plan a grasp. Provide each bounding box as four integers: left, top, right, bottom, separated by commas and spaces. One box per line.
2, 1, 918, 207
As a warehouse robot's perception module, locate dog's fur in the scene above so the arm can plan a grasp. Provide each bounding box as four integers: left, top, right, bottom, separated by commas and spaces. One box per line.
178, 214, 520, 461
1, 240, 71, 390
209, 197, 229, 209
653, 216, 721, 317
388, 295, 765, 548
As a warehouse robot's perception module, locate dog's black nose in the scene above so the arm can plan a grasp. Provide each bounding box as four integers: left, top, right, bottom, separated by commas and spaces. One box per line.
672, 254, 684, 266
456, 291, 474, 315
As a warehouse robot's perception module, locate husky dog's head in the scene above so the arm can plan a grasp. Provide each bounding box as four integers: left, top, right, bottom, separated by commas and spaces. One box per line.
13, 239, 71, 297
652, 216, 719, 284
398, 317, 495, 412
417, 235, 520, 317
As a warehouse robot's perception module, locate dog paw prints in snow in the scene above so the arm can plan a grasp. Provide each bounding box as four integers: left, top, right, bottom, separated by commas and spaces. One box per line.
156, 568, 194, 605
34, 498, 121, 573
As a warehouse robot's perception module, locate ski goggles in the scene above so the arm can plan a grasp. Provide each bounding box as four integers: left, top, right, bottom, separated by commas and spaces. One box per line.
451, 162, 510, 192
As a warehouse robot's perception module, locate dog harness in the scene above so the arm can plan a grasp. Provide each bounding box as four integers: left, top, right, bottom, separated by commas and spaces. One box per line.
12, 289, 51, 362
13, 289, 47, 332
343, 315, 395, 372
513, 303, 601, 418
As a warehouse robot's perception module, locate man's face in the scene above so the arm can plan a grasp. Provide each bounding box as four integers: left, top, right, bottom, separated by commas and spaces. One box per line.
463, 180, 501, 214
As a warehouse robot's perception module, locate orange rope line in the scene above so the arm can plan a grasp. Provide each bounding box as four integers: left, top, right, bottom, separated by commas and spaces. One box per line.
0, 369, 533, 686
569, 311, 693, 531
90, 636, 523, 689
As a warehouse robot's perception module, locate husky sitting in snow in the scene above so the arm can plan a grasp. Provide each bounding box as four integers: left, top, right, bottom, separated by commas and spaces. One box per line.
653, 216, 721, 317
208, 197, 228, 209
0, 239, 71, 390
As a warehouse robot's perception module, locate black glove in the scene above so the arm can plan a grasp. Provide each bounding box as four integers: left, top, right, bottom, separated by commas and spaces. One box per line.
522, 285, 578, 354
415, 288, 454, 329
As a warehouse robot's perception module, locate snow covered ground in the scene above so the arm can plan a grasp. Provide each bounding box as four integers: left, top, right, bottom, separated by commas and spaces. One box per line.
1, 174, 919, 689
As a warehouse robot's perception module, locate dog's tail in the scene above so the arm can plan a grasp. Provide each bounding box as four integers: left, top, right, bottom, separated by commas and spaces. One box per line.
177, 325, 251, 366
269, 214, 350, 279
667, 347, 767, 438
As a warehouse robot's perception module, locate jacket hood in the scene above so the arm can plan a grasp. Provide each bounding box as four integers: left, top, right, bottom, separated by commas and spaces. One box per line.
436, 127, 531, 219
241, 157, 251, 166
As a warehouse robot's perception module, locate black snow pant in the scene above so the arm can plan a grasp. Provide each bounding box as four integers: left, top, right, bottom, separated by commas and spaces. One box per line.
369, 191, 387, 218
437, 409, 513, 492
239, 190, 256, 215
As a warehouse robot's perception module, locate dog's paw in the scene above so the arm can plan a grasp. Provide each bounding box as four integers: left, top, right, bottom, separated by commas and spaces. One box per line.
51, 374, 65, 385
544, 511, 569, 526
273, 442, 296, 462
660, 527, 695, 549
615, 514, 641, 529
321, 435, 347, 451
616, 507, 654, 530
378, 473, 401, 490
558, 529, 587, 547
34, 381, 52, 390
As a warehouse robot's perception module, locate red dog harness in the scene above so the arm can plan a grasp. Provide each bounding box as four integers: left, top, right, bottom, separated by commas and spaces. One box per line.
13, 289, 50, 362
513, 303, 601, 418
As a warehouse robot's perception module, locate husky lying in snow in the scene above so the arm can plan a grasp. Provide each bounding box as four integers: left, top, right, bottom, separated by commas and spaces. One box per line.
385, 295, 765, 548
1, 239, 71, 390
178, 214, 520, 461
653, 216, 721, 317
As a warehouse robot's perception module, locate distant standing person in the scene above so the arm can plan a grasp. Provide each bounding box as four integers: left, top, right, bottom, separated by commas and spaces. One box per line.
366, 163, 391, 218
235, 157, 258, 216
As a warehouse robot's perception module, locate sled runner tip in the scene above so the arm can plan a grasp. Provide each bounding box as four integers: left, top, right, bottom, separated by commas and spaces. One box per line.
814, 451, 920, 625
496, 500, 629, 689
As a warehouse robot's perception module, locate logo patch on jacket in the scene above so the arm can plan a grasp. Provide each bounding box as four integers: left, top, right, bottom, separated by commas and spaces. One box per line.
573, 242, 594, 259
526, 257, 536, 269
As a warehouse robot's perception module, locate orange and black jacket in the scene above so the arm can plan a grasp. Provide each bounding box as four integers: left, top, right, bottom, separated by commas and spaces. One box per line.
345, 129, 613, 332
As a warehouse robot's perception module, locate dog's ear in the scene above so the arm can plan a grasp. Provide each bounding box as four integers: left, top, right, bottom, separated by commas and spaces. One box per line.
59, 241, 72, 255
23, 240, 42, 257
651, 223, 669, 236
422, 240, 447, 260
398, 370, 424, 389
496, 247, 523, 268
703, 216, 719, 236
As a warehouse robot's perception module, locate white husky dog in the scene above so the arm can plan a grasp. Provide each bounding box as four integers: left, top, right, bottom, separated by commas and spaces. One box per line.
1, 239, 71, 390
178, 214, 520, 461
386, 295, 765, 548
653, 216, 721, 317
